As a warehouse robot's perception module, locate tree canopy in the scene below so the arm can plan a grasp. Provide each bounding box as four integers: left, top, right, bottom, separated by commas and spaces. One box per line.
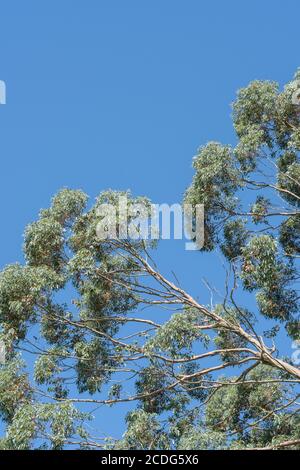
1, 71, 300, 450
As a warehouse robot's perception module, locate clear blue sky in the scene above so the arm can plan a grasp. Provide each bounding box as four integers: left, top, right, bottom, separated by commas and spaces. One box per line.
1, 0, 300, 441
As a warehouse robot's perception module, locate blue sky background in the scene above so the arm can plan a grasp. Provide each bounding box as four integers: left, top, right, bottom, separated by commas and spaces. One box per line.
1, 0, 300, 442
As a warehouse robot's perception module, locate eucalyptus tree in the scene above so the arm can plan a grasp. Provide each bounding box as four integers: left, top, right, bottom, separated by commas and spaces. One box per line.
1, 70, 300, 450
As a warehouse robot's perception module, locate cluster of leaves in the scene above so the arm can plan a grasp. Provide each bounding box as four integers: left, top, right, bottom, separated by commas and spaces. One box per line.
114, 365, 300, 450
0, 189, 155, 448
145, 308, 209, 357
184, 70, 300, 333
1, 70, 300, 450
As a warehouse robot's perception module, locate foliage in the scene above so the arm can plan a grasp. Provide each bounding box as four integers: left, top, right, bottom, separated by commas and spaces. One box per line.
1, 71, 300, 450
